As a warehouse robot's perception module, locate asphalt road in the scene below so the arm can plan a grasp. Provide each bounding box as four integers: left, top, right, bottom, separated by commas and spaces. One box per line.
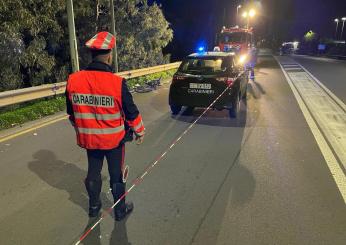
291, 55, 346, 104
0, 52, 345, 245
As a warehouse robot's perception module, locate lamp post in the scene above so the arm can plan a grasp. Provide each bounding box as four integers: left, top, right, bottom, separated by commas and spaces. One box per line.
66, 0, 79, 72
249, 9, 256, 28
341, 17, 346, 40
110, 0, 119, 72
242, 11, 248, 28
335, 18, 340, 40
236, 5, 242, 25
249, 9, 256, 18
242, 9, 256, 29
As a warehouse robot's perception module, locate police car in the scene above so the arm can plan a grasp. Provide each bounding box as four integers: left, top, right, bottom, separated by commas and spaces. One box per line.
169, 52, 248, 118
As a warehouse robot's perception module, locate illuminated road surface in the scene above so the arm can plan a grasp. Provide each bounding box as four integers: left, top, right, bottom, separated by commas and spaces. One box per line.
0, 51, 345, 245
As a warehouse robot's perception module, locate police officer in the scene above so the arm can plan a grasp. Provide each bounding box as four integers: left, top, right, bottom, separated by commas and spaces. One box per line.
66, 32, 145, 220
249, 47, 257, 80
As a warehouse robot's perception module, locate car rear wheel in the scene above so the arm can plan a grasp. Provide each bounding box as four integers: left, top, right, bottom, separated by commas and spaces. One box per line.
170, 104, 182, 115
229, 94, 240, 118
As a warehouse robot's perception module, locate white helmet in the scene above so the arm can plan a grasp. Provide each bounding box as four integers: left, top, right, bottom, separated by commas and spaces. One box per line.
213, 46, 221, 52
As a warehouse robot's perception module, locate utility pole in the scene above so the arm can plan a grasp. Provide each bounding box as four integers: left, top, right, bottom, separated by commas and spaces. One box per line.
341, 17, 346, 40
110, 0, 119, 73
335, 19, 340, 40
236, 5, 242, 26
66, 0, 79, 72
223, 8, 226, 26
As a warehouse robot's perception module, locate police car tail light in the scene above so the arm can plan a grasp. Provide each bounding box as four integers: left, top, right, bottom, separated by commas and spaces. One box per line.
225, 78, 234, 86
172, 75, 186, 84
173, 75, 186, 80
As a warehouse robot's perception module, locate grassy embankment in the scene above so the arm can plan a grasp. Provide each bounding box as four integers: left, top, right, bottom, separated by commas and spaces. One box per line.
0, 69, 177, 131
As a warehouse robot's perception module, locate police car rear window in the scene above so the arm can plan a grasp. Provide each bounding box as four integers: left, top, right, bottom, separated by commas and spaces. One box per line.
179, 57, 231, 75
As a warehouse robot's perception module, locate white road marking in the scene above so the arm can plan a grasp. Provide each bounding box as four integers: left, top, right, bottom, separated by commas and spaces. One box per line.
0, 115, 68, 143
276, 56, 346, 204
284, 67, 303, 71
298, 64, 346, 112
282, 64, 300, 67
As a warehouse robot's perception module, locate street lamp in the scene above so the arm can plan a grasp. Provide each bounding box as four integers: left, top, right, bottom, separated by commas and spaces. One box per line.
335, 18, 339, 40
110, 0, 119, 72
66, 0, 79, 72
236, 5, 242, 25
341, 17, 346, 40
249, 9, 256, 18
242, 9, 256, 29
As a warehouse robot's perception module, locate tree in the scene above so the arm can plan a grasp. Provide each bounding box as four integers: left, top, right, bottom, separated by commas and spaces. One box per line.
0, 0, 173, 91
80, 0, 173, 70
304, 30, 317, 42
0, 30, 24, 90
0, 0, 67, 91
114, 1, 173, 70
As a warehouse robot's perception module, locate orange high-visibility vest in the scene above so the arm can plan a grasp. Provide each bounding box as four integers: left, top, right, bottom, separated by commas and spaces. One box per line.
67, 70, 125, 150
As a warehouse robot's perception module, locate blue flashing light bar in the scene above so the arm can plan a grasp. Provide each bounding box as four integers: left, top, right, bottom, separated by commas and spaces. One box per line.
197, 46, 205, 52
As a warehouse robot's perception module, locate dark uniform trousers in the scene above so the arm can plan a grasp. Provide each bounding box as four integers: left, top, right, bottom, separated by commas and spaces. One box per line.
86, 144, 124, 184
84, 144, 127, 214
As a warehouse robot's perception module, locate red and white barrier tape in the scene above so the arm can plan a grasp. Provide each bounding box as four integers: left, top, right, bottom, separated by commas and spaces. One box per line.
75, 83, 234, 245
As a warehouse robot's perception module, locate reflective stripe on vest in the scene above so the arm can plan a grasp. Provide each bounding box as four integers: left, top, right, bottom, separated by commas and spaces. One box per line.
133, 120, 144, 131
74, 112, 121, 120
135, 130, 145, 136
77, 125, 124, 135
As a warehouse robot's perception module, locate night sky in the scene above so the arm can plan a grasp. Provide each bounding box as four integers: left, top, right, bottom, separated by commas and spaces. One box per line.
151, 0, 346, 59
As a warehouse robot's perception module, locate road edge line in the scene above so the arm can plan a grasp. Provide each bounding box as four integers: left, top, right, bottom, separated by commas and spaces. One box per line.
0, 115, 68, 143
296, 62, 346, 112
275, 57, 346, 204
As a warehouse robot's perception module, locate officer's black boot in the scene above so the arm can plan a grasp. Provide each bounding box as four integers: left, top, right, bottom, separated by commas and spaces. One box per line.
111, 183, 134, 221
85, 179, 102, 217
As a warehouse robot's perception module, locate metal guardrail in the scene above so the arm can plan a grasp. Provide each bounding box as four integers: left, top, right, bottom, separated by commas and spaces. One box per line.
0, 62, 181, 108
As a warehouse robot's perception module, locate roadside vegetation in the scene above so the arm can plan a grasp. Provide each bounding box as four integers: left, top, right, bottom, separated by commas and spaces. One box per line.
0, 97, 66, 130
0, 69, 177, 131
0, 0, 173, 92
126, 68, 177, 88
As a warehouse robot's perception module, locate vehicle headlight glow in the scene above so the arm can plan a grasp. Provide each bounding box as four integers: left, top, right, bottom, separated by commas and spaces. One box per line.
238, 54, 247, 64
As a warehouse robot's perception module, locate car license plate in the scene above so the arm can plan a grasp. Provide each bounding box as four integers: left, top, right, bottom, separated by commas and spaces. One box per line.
188, 83, 214, 94
189, 83, 211, 89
